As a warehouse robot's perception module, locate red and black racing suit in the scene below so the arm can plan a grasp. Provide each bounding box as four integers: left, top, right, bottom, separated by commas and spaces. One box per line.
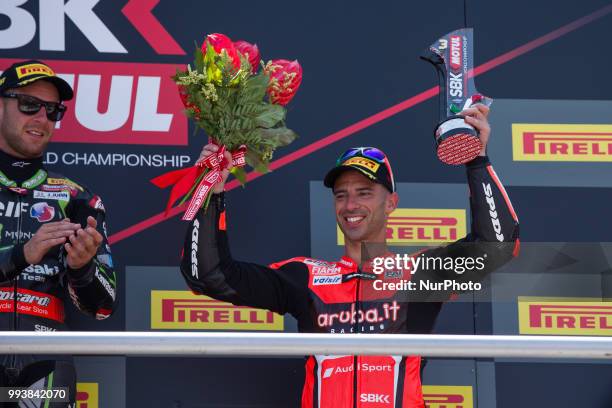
180, 156, 519, 408
0, 150, 117, 407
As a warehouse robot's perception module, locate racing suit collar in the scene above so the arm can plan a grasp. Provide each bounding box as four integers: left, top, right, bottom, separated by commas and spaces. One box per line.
0, 148, 44, 184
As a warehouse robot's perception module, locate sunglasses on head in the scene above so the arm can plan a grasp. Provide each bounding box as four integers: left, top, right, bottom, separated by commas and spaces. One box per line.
337, 146, 396, 192
336, 147, 386, 165
2, 92, 66, 122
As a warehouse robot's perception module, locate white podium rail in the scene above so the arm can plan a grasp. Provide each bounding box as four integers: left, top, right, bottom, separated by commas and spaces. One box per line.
0, 332, 611, 359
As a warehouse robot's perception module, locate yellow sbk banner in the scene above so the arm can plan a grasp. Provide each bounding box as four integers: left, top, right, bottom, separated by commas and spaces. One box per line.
150, 290, 284, 330
422, 385, 473, 408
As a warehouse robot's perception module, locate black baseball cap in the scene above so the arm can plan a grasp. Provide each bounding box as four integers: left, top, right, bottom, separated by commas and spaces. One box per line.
324, 147, 396, 193
0, 60, 73, 101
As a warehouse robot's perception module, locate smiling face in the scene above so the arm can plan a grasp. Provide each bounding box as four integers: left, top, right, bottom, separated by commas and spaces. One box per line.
0, 80, 59, 159
333, 169, 399, 246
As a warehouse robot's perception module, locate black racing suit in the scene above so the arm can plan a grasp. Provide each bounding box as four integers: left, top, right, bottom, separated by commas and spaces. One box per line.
0, 150, 117, 407
180, 156, 519, 408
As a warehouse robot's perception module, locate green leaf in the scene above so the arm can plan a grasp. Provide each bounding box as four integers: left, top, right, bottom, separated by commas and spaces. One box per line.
259, 128, 298, 147
241, 73, 269, 102
194, 45, 204, 73
231, 167, 248, 185
246, 150, 270, 174
255, 104, 285, 128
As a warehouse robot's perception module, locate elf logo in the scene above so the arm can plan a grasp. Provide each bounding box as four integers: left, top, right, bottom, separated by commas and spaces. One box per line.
360, 393, 390, 404
0, 0, 185, 55
482, 183, 504, 241
191, 219, 200, 279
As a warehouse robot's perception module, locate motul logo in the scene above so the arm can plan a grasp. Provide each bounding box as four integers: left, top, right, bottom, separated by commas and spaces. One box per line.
0, 58, 187, 145
450, 35, 462, 71
0, 0, 185, 55
482, 183, 504, 241
360, 393, 390, 404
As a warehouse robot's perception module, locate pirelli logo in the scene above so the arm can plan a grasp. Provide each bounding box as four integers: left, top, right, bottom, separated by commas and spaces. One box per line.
518, 297, 612, 336
344, 157, 380, 172
16, 63, 55, 79
422, 385, 473, 408
76, 382, 98, 408
150, 290, 283, 330
512, 124, 612, 162
338, 208, 466, 245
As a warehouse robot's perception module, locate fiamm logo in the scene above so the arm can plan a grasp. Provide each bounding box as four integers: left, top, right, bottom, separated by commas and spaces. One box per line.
337, 209, 466, 246
512, 124, 612, 162
150, 290, 284, 330
76, 382, 98, 408
518, 296, 612, 335
422, 385, 473, 408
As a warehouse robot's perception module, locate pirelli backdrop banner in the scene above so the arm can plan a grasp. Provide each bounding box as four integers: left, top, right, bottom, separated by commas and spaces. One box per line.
488, 99, 612, 187
2, 0, 612, 407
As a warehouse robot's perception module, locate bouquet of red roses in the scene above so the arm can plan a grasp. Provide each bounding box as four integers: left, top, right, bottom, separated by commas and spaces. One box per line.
151, 33, 302, 220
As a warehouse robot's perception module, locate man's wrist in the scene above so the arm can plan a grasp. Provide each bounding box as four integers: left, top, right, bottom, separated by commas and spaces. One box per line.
67, 259, 95, 286
466, 155, 490, 168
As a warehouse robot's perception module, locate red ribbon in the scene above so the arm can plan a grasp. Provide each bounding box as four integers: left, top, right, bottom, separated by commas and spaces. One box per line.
151, 144, 246, 220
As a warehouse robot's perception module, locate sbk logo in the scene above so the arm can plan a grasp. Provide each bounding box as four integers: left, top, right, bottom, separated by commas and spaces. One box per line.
360, 394, 390, 404
0, 0, 185, 55
0, 58, 188, 145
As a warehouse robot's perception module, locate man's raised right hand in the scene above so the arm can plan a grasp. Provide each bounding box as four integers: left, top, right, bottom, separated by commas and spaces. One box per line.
198, 144, 234, 194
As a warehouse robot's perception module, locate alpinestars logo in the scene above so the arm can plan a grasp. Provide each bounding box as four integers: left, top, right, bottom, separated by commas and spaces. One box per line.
482, 183, 504, 241
191, 219, 200, 279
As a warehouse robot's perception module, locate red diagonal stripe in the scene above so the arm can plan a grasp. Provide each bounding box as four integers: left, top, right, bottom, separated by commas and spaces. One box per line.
122, 0, 186, 55
108, 4, 612, 245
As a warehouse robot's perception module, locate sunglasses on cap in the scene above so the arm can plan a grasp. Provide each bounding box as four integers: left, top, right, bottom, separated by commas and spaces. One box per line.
2, 93, 67, 122
336, 147, 387, 165
336, 146, 396, 192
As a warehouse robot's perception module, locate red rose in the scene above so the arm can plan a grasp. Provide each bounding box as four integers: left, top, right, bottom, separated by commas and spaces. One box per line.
202, 33, 241, 70
234, 40, 261, 73
265, 59, 303, 106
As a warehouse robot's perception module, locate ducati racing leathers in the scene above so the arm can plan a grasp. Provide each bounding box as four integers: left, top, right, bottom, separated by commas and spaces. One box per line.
180, 156, 519, 408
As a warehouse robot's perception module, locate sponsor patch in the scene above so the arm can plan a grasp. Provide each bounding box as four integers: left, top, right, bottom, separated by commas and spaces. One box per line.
312, 275, 342, 286
33, 190, 70, 201
30, 202, 55, 222
344, 156, 380, 172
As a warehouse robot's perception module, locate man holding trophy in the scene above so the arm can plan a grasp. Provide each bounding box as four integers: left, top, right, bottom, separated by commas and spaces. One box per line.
175, 30, 519, 408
